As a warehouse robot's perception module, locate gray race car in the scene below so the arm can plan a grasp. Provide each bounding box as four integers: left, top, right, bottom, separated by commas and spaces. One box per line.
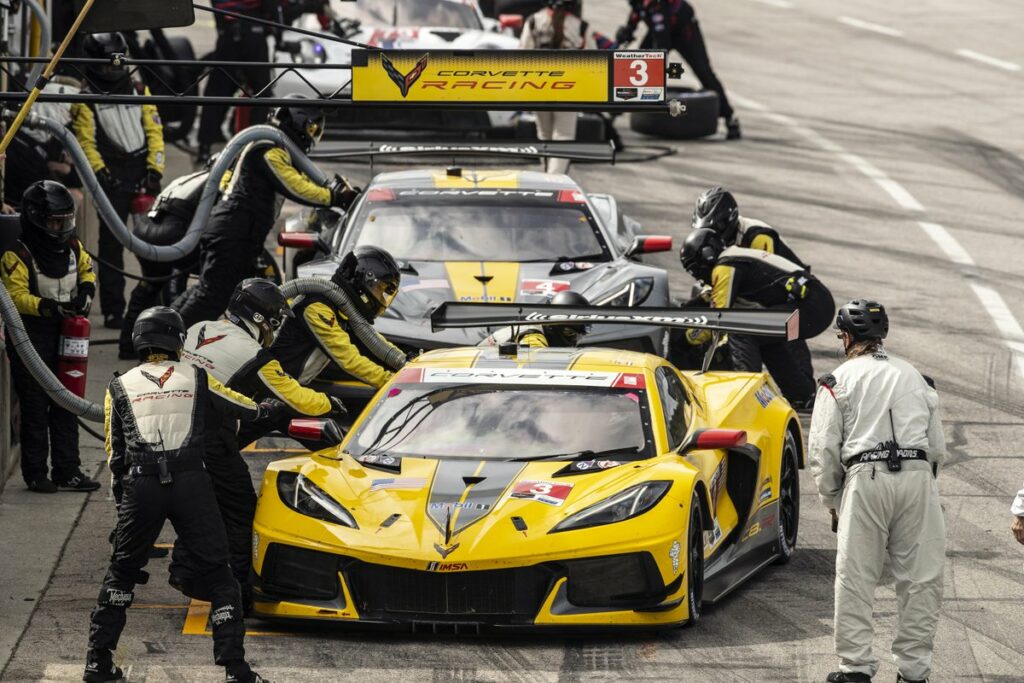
281, 148, 674, 355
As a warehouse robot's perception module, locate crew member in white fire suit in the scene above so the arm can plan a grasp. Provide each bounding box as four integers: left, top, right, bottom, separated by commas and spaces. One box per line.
520, 0, 592, 175
175, 278, 343, 607
1011, 482, 1024, 545
809, 300, 946, 683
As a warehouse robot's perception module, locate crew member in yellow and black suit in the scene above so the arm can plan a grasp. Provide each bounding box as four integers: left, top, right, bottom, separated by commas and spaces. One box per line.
72, 32, 165, 330
1, 181, 101, 493
173, 98, 358, 327
84, 306, 271, 683
679, 228, 835, 408
269, 246, 402, 417
175, 278, 345, 606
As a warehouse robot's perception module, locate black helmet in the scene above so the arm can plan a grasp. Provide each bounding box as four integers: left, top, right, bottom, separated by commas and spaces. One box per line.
692, 187, 740, 244
332, 246, 401, 320
21, 180, 76, 243
836, 299, 889, 341
548, 290, 590, 345
133, 306, 186, 360
679, 228, 725, 282
548, 0, 582, 12
227, 278, 294, 347
269, 95, 326, 153
82, 32, 129, 86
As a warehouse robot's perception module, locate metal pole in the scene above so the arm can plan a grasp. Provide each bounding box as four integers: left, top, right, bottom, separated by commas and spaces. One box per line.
0, 0, 95, 155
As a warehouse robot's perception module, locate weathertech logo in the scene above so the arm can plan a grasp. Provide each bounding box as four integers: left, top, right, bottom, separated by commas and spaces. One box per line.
195, 325, 226, 349
382, 53, 429, 97
141, 366, 174, 389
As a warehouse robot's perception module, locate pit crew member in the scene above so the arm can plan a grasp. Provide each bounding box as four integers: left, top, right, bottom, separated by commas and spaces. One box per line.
1, 181, 100, 493
679, 228, 834, 407
520, 0, 592, 175
72, 32, 165, 330
1013, 481, 1024, 545
174, 278, 342, 603
691, 186, 807, 267
173, 98, 359, 327
270, 246, 402, 397
809, 300, 946, 683
616, 0, 740, 139
85, 306, 270, 683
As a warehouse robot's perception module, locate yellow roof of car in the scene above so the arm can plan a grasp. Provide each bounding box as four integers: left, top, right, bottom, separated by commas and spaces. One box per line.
411, 346, 665, 372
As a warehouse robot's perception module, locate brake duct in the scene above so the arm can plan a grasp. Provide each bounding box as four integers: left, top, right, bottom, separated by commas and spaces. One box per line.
5, 112, 329, 262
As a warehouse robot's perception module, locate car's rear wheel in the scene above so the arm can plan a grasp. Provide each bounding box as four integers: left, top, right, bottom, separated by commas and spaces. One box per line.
774, 429, 800, 565
684, 494, 704, 626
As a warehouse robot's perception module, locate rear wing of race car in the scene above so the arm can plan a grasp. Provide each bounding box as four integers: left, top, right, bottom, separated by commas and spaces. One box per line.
310, 140, 616, 164
430, 303, 799, 372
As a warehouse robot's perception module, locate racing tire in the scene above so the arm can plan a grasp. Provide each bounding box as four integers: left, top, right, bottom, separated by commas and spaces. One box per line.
146, 34, 199, 143
684, 493, 704, 627
773, 428, 801, 565
629, 87, 720, 140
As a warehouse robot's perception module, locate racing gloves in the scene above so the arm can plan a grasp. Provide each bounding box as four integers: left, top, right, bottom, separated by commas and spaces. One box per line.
327, 395, 348, 422
72, 283, 95, 316
97, 168, 121, 191
144, 170, 163, 195
329, 174, 360, 210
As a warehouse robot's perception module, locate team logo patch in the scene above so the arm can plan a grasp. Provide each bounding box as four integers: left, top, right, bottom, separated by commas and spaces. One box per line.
140, 366, 174, 389
382, 53, 429, 98
195, 325, 226, 349
3, 261, 18, 277
318, 312, 336, 327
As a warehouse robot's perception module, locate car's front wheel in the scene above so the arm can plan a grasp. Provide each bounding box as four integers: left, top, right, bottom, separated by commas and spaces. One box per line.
684, 494, 704, 627
774, 429, 801, 564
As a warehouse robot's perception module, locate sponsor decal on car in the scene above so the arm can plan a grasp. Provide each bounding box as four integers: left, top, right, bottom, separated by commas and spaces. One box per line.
510, 480, 573, 506
704, 518, 723, 550
615, 87, 638, 100
370, 477, 427, 491
758, 476, 773, 503
613, 51, 666, 102
754, 382, 776, 408
523, 311, 710, 326
555, 261, 596, 272
555, 459, 623, 476
709, 460, 725, 511
429, 501, 492, 512
669, 540, 681, 574
426, 561, 469, 572
397, 188, 555, 198
520, 279, 571, 297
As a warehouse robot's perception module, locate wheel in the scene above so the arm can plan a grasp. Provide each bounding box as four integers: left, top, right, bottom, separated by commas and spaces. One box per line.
629, 87, 720, 140
774, 428, 801, 564
684, 493, 704, 626
144, 34, 199, 143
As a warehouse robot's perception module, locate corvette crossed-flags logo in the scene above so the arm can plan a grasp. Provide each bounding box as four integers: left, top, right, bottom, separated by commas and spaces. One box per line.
381, 53, 429, 98
141, 366, 174, 389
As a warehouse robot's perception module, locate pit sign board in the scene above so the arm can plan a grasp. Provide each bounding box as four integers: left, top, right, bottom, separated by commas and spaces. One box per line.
351, 49, 668, 105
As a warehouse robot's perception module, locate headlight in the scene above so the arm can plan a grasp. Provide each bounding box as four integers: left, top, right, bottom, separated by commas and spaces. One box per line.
276, 472, 358, 528
551, 481, 671, 533
294, 40, 327, 65
595, 277, 654, 307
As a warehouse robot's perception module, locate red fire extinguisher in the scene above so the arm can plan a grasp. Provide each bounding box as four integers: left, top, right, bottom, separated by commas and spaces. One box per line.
58, 315, 91, 397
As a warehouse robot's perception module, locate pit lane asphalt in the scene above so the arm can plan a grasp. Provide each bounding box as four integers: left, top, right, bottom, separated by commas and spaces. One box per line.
3, 0, 1024, 680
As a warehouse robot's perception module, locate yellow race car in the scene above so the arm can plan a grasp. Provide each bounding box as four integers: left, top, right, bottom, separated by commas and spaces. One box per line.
250, 305, 805, 631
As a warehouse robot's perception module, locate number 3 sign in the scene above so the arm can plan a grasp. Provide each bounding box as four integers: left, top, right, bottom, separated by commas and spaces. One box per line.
612, 51, 666, 102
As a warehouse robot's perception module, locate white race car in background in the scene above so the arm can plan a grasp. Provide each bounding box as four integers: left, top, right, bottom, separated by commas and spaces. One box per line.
275, 0, 521, 134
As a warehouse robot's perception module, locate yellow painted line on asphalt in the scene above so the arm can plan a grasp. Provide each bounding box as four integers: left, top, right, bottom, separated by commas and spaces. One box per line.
182, 600, 291, 637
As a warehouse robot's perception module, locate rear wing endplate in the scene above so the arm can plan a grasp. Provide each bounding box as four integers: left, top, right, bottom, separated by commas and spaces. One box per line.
311, 140, 616, 164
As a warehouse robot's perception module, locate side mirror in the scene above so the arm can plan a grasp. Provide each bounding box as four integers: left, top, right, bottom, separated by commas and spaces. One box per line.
499, 13, 524, 33
288, 418, 345, 449
626, 235, 673, 258
278, 231, 328, 253
677, 428, 747, 455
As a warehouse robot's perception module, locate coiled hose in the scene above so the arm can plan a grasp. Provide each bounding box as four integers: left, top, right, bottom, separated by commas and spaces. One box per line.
0, 277, 406, 425
280, 278, 406, 371
10, 114, 329, 262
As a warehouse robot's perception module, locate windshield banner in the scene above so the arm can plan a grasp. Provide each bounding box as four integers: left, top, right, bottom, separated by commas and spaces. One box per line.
413, 367, 646, 388
351, 49, 667, 104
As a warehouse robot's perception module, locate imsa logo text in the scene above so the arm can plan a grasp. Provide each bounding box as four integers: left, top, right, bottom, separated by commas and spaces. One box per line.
426, 561, 469, 572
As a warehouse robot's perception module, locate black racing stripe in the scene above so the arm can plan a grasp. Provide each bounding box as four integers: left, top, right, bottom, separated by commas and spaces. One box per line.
424, 459, 527, 538
425, 459, 481, 534
452, 461, 526, 534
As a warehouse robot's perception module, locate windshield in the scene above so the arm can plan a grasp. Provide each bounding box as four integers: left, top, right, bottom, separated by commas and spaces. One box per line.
350, 384, 651, 460
347, 202, 608, 262
350, 0, 482, 29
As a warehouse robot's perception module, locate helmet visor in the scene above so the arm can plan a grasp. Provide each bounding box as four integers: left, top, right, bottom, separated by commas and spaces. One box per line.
45, 212, 76, 239
367, 277, 399, 313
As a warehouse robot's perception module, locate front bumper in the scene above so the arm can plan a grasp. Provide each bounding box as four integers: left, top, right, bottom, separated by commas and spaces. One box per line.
251, 541, 686, 630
